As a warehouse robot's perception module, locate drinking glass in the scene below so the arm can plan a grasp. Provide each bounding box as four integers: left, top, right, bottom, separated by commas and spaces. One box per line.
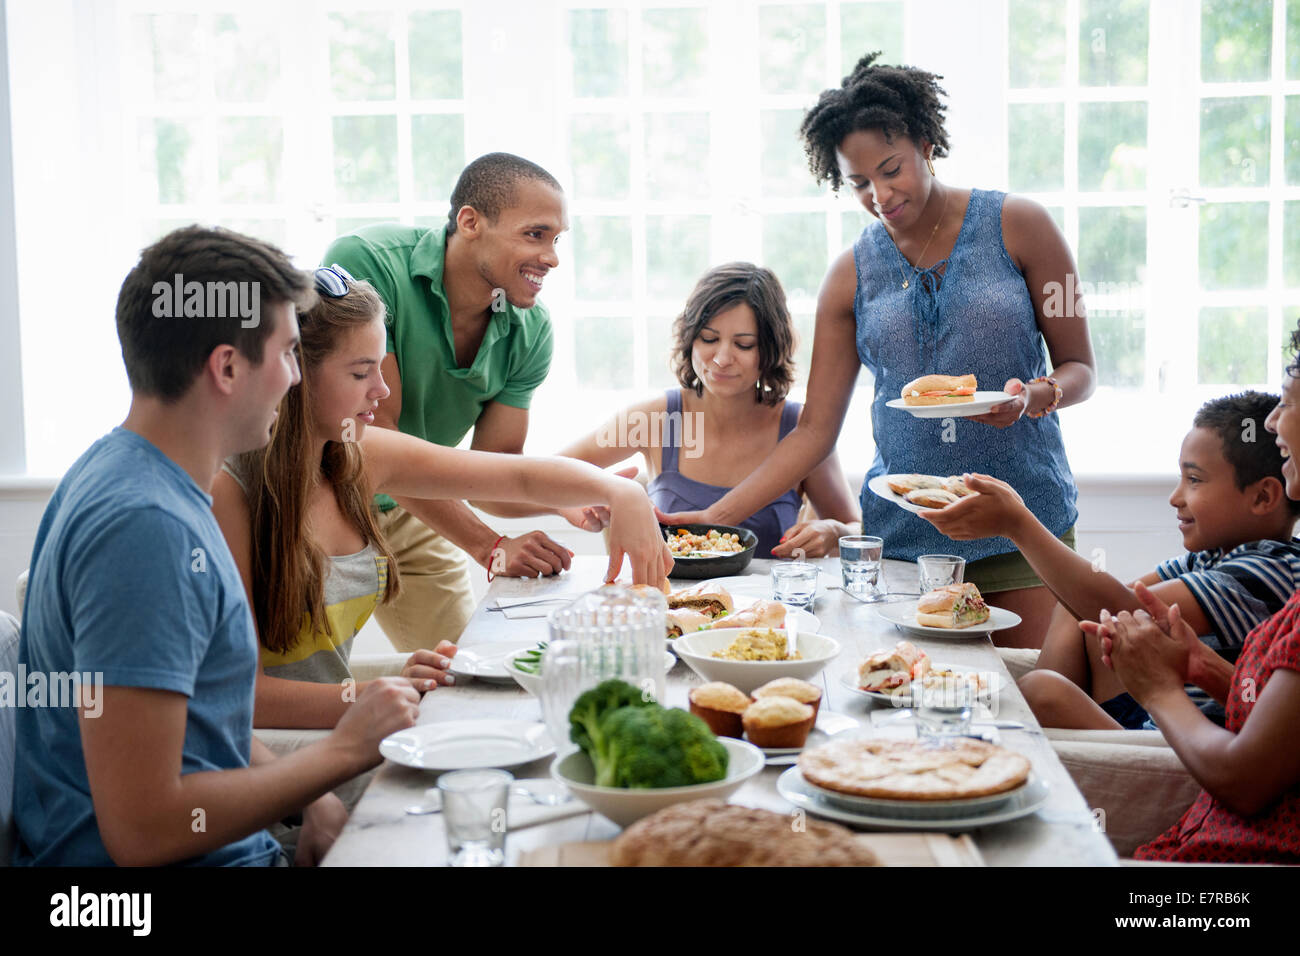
438, 769, 512, 867
914, 680, 976, 744
839, 535, 884, 600
771, 562, 818, 609
539, 584, 667, 749
917, 554, 965, 593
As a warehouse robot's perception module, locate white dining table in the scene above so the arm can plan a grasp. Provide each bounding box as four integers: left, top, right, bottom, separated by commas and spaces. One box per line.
322, 556, 1119, 867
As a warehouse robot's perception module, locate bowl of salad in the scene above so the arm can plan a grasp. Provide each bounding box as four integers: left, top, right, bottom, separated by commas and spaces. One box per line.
662, 524, 757, 580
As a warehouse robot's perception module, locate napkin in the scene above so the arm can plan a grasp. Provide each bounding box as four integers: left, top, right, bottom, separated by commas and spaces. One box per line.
492, 596, 580, 620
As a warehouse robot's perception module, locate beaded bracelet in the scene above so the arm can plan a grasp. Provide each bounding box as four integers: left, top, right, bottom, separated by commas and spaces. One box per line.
1027, 376, 1063, 418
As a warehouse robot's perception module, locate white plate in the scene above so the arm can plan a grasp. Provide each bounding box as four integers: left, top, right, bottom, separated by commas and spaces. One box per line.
838, 667, 1005, 705
873, 601, 1022, 638
885, 391, 1014, 419
803, 768, 1031, 815
448, 641, 544, 684
868, 473, 971, 515
380, 720, 555, 771
506, 649, 677, 697
777, 766, 1050, 830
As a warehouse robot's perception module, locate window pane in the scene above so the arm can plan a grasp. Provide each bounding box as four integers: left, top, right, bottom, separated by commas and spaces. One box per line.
1200, 0, 1272, 83
412, 114, 465, 202
1078, 101, 1147, 190
1079, 0, 1148, 86
840, 3, 904, 71
1008, 104, 1065, 191
792, 311, 815, 389
759, 4, 826, 94
409, 11, 462, 99
1046, 205, 1066, 231
842, 210, 874, 249
762, 109, 820, 198
214, 14, 279, 102
1199, 97, 1270, 188
140, 118, 201, 205
132, 14, 200, 102
218, 218, 287, 250
1078, 206, 1146, 285
646, 315, 678, 390
1286, 201, 1300, 287
646, 215, 710, 300
329, 13, 396, 101
218, 118, 282, 204
570, 9, 627, 97
763, 213, 827, 301
333, 115, 399, 203
1199, 203, 1269, 290
1198, 306, 1267, 384
1290, 0, 1300, 79
644, 112, 710, 200
575, 316, 634, 388
335, 217, 391, 236
643, 8, 708, 97
1287, 96, 1300, 184
573, 216, 633, 299
140, 219, 194, 248
570, 114, 630, 200
1009, 0, 1066, 88
1090, 311, 1145, 387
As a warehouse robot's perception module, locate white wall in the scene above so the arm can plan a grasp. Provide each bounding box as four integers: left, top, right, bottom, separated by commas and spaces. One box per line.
0, 472, 1185, 621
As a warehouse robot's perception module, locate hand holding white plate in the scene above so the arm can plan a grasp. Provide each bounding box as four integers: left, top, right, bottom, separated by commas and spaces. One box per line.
885, 391, 1014, 419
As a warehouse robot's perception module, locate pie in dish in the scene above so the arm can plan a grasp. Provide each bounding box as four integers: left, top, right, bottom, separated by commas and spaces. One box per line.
610, 800, 881, 866
916, 582, 990, 629
798, 738, 1031, 801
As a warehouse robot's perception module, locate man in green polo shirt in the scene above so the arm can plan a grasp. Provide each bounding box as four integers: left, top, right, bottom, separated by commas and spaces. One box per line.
324, 153, 586, 651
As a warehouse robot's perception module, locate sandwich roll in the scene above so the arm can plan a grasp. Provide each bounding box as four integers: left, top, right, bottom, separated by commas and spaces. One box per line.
857, 641, 930, 691
906, 487, 961, 509
901, 374, 977, 406
707, 600, 787, 631
886, 473, 946, 497
916, 583, 991, 629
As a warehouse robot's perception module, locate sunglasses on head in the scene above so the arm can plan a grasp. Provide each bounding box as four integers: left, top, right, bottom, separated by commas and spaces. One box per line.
314, 263, 356, 298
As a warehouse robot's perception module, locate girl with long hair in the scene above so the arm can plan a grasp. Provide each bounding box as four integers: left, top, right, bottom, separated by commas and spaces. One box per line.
212, 268, 671, 728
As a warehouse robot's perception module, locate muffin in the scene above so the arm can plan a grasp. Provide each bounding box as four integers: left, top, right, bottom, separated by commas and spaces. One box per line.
741, 696, 815, 749
751, 677, 823, 721
688, 681, 751, 738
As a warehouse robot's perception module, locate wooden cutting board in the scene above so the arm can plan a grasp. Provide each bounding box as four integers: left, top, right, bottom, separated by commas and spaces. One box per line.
519, 832, 983, 867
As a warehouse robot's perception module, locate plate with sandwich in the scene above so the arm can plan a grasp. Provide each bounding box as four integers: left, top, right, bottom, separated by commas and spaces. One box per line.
885, 374, 1013, 419
666, 581, 820, 637
839, 641, 1004, 704
873, 583, 1021, 637
868, 473, 976, 514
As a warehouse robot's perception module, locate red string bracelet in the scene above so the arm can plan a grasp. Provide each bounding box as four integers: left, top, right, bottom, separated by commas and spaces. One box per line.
486, 535, 507, 582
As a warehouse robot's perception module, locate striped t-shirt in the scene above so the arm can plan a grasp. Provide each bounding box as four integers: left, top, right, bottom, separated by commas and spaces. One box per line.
1155, 538, 1300, 664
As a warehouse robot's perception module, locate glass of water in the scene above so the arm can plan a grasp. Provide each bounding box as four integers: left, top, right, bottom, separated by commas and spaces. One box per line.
771, 562, 818, 609
839, 535, 884, 601
438, 769, 512, 867
917, 554, 966, 593
914, 680, 975, 744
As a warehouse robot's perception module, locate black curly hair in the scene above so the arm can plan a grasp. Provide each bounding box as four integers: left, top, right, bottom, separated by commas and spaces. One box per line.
798, 52, 951, 191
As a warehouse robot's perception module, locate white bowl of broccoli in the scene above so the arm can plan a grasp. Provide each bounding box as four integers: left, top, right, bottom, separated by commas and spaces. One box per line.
552, 736, 764, 828
551, 680, 766, 827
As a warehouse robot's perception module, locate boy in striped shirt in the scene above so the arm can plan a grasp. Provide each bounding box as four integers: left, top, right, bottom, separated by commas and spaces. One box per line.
922, 391, 1300, 730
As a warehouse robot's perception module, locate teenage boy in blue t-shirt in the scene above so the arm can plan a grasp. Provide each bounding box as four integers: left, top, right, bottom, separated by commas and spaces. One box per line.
922, 391, 1300, 730
12, 226, 420, 866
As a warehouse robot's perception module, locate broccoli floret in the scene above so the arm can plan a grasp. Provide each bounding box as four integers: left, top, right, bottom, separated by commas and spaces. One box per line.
600, 705, 729, 789
568, 679, 655, 781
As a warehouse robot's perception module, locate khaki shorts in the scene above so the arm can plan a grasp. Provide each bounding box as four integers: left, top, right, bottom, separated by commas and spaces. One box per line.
963, 526, 1077, 594
372, 506, 477, 652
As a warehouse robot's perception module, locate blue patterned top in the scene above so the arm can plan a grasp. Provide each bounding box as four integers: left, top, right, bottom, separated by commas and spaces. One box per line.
852, 188, 1078, 562
647, 389, 803, 554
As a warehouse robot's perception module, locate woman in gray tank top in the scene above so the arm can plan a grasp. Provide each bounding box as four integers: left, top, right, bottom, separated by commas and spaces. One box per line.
658, 54, 1097, 647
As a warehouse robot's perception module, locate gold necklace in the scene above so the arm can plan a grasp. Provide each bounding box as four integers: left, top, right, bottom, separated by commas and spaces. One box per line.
894, 186, 950, 290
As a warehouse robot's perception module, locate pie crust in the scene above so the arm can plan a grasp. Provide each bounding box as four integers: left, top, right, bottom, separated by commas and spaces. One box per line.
798, 738, 1031, 801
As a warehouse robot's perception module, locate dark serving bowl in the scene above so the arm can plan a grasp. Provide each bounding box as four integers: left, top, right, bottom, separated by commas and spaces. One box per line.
663, 524, 758, 579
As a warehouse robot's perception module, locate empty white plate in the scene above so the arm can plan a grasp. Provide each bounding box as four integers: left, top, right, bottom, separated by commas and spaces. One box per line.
380, 720, 555, 771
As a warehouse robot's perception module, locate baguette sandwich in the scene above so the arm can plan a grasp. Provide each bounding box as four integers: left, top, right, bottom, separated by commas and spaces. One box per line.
667, 582, 734, 619
705, 600, 787, 631
905, 487, 961, 509
886, 473, 946, 497
666, 608, 712, 638
916, 582, 990, 629
900, 374, 977, 406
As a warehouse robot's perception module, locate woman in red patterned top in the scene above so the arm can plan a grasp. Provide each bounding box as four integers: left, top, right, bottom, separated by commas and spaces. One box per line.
1084, 357, 1300, 863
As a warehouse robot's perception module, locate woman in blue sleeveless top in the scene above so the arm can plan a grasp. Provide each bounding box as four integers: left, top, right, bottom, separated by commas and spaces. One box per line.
658, 55, 1097, 647
559, 262, 860, 557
